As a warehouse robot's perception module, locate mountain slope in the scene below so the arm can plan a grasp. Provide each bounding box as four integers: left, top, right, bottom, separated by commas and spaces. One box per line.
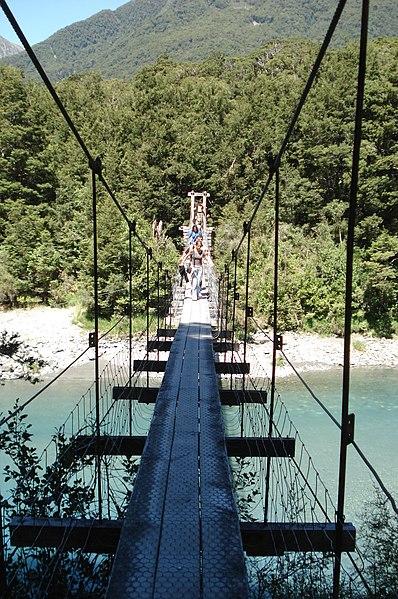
0, 35, 23, 58
3, 0, 398, 80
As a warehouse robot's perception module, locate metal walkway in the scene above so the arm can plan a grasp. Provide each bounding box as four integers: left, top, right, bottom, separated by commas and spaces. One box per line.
106, 295, 249, 598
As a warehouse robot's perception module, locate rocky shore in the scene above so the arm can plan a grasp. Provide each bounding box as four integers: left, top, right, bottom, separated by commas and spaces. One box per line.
0, 307, 88, 381
249, 330, 398, 378
0, 307, 397, 381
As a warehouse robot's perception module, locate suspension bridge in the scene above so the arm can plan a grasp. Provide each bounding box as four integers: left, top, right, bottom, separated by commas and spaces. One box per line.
0, 0, 396, 597
2, 202, 357, 598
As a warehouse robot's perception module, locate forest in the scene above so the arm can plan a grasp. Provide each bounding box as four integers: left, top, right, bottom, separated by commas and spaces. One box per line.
4, 0, 398, 82
0, 37, 397, 336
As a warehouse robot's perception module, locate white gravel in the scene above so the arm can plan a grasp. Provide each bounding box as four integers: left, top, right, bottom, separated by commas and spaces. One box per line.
0, 307, 397, 380
0, 307, 88, 379
249, 330, 398, 378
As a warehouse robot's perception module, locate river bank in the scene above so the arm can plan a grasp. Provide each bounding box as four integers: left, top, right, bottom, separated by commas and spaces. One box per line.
0, 307, 397, 380
249, 329, 398, 378
0, 306, 142, 381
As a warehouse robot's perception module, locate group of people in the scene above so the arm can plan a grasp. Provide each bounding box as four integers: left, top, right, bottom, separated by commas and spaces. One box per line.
178, 225, 212, 301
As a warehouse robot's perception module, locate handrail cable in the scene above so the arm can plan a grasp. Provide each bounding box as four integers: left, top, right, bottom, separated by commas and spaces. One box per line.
0, 346, 89, 428
232, 0, 348, 257
230, 348, 334, 523
284, 347, 398, 517
232, 345, 372, 594
231, 347, 372, 594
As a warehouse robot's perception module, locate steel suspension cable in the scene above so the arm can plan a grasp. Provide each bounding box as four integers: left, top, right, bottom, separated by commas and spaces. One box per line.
128, 227, 133, 436
334, 2, 371, 592
0, 313, 126, 429
264, 164, 280, 524
92, 167, 103, 521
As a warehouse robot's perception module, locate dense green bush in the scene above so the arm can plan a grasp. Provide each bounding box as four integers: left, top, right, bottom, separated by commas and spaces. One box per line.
0, 37, 397, 335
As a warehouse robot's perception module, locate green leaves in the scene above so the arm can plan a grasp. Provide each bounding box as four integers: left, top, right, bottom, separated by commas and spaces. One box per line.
0, 407, 111, 595
361, 231, 398, 336
0, 38, 397, 333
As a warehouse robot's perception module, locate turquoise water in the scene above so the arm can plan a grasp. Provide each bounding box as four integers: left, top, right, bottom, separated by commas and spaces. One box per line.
0, 362, 96, 452
277, 367, 398, 521
0, 364, 396, 523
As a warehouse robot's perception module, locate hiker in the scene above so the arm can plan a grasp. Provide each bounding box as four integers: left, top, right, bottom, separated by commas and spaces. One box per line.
189, 238, 208, 301
188, 224, 202, 245
178, 247, 190, 286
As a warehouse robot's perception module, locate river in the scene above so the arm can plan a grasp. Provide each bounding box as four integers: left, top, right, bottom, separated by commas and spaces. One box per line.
277, 367, 398, 522
0, 364, 396, 524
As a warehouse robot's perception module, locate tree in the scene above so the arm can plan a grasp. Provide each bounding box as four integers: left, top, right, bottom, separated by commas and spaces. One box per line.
360, 489, 398, 597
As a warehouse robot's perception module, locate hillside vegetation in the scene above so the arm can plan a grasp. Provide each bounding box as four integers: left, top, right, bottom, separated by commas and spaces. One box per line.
2, 0, 398, 80
0, 38, 397, 335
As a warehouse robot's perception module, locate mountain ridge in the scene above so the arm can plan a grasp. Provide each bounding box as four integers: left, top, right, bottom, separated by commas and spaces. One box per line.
0, 35, 23, 59
2, 0, 398, 80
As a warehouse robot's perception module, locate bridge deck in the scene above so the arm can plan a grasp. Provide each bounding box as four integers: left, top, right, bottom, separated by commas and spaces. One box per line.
106, 296, 249, 598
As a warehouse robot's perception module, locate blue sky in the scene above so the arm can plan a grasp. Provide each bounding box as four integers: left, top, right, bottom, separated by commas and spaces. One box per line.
0, 0, 127, 45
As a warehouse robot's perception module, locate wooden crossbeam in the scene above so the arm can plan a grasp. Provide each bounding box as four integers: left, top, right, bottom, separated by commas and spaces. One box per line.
9, 517, 122, 553
113, 386, 159, 402
240, 521, 356, 555
157, 328, 177, 337
74, 435, 295, 458
112, 387, 266, 405
150, 328, 235, 352
215, 362, 250, 375
213, 342, 239, 352
147, 340, 173, 352
133, 360, 250, 375
226, 437, 294, 457
211, 329, 232, 340
9, 518, 356, 555
75, 435, 147, 456
219, 389, 267, 405
133, 359, 167, 372
146, 340, 239, 353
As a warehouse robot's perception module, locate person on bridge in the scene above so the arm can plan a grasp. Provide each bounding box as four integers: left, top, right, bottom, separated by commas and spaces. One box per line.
189, 238, 212, 301
178, 247, 190, 286
188, 224, 202, 245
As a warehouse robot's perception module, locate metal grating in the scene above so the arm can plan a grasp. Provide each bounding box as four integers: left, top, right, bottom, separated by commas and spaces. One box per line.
106, 317, 248, 598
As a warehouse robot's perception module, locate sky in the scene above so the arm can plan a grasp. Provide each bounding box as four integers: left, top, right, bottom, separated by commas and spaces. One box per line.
0, 0, 127, 46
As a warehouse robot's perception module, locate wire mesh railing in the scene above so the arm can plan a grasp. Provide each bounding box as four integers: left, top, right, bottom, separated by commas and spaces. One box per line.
0, 314, 168, 596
